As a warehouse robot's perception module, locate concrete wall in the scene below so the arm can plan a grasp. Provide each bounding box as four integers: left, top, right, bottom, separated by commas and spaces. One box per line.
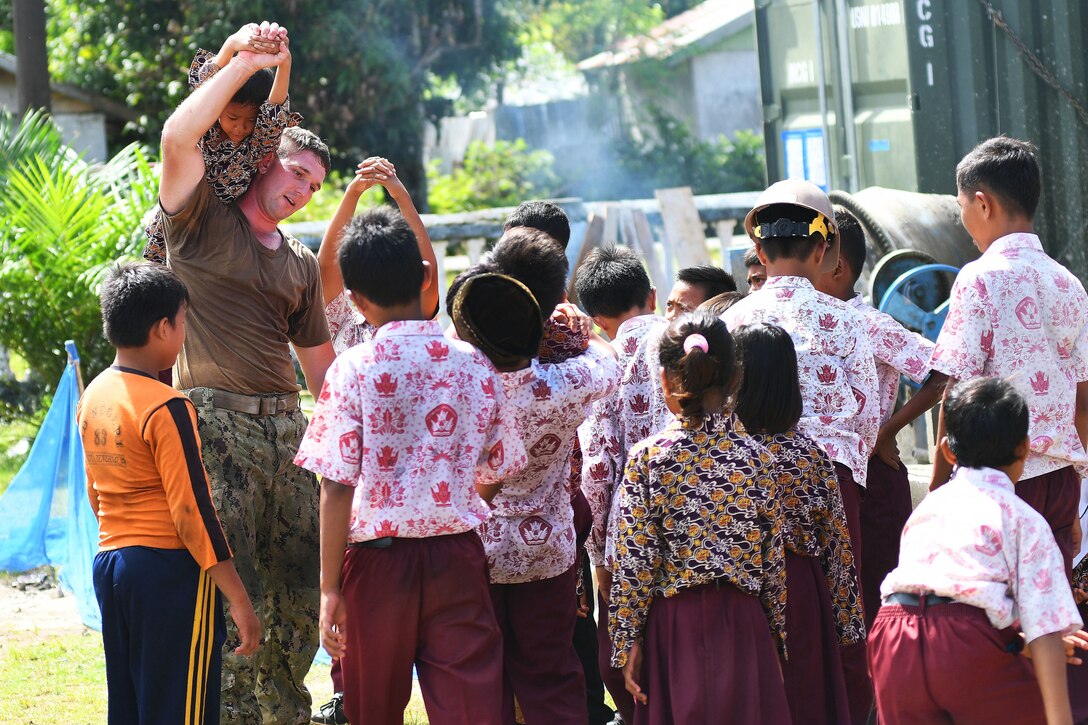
691, 49, 762, 139
0, 75, 110, 162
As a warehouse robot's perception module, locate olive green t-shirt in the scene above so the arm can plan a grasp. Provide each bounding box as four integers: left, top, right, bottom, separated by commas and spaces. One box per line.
161, 181, 330, 395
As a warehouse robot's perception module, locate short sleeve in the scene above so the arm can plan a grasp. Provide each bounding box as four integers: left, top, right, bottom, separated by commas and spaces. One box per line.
475, 374, 528, 485
294, 356, 366, 485
159, 179, 215, 257
930, 274, 993, 380
188, 49, 219, 89
287, 253, 333, 348
866, 309, 935, 382
1011, 509, 1083, 643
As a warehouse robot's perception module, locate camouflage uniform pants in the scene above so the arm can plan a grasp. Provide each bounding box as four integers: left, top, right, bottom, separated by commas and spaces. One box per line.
196, 406, 319, 725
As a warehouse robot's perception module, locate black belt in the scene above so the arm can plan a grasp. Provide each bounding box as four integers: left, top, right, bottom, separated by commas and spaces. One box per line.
349, 537, 394, 549
886, 592, 956, 607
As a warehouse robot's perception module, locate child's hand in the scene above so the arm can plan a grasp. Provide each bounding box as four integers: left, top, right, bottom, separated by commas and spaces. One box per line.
1065, 629, 1088, 665
873, 430, 902, 469
1074, 588, 1087, 605
320, 588, 348, 659
229, 598, 262, 656
227, 23, 279, 55
552, 303, 593, 339
596, 565, 612, 606
623, 641, 648, 705
347, 157, 397, 197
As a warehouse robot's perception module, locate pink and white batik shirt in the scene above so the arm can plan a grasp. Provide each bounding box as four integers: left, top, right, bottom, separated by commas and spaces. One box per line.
479, 344, 620, 584
723, 277, 880, 486
848, 295, 935, 424
881, 466, 1082, 643
295, 319, 527, 543
930, 233, 1088, 479
578, 313, 667, 567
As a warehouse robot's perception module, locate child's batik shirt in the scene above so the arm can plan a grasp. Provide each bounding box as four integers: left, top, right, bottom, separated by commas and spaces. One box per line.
478, 344, 619, 584
578, 313, 667, 567
931, 233, 1088, 479
326, 291, 375, 356
881, 466, 1082, 643
143, 49, 301, 264
723, 277, 880, 487
847, 295, 935, 423
609, 413, 787, 667
752, 429, 865, 645
295, 319, 527, 542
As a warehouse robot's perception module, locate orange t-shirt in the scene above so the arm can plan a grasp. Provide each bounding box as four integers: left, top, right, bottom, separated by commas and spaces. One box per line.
78, 366, 231, 570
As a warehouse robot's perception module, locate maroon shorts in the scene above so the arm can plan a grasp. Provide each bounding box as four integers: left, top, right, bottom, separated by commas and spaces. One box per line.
860, 456, 913, 629
1016, 465, 1079, 575
869, 599, 1044, 724
490, 565, 587, 725
633, 581, 789, 725
782, 553, 851, 725
339, 532, 504, 725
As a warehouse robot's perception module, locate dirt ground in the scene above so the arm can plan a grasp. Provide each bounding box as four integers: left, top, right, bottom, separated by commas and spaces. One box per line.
0, 573, 86, 646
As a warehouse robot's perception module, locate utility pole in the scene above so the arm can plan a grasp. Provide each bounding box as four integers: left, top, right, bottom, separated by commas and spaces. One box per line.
13, 0, 51, 116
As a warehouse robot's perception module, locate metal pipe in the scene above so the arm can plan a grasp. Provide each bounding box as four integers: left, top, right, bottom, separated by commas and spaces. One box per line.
835, 0, 861, 192
812, 0, 834, 187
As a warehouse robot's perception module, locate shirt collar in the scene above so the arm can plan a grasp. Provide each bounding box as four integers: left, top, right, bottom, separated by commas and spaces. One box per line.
373, 319, 444, 340
501, 360, 541, 388
985, 232, 1043, 257
762, 275, 816, 292
616, 314, 666, 339
950, 466, 1016, 490
847, 294, 866, 309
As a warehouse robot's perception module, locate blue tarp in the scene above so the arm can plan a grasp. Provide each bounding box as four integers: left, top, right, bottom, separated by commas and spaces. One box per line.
0, 355, 100, 630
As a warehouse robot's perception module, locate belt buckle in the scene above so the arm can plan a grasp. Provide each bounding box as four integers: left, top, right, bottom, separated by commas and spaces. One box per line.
258, 395, 278, 416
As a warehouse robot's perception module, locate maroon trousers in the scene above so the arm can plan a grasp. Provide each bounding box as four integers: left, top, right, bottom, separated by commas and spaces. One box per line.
490, 565, 588, 725
869, 601, 1045, 724
339, 532, 504, 725
860, 456, 914, 630
1071, 602, 1088, 725
597, 591, 635, 724
782, 553, 851, 725
1016, 465, 1079, 575
833, 462, 874, 724
632, 581, 790, 725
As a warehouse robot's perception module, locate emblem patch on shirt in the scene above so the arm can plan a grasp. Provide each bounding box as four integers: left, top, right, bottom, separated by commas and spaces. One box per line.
339, 431, 363, 465
530, 433, 562, 458
519, 515, 553, 546
425, 404, 458, 437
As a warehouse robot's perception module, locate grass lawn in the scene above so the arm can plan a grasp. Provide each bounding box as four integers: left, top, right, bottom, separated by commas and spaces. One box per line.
0, 631, 433, 723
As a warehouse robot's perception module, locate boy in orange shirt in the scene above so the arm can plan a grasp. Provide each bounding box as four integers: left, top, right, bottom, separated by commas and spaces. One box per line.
81, 262, 259, 725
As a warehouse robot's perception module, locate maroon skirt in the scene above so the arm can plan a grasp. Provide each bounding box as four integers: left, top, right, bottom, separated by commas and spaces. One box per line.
1070, 602, 1088, 724
782, 552, 851, 725
633, 581, 789, 725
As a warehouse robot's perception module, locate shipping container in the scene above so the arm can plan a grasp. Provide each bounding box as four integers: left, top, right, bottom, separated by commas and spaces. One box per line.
754, 0, 1088, 279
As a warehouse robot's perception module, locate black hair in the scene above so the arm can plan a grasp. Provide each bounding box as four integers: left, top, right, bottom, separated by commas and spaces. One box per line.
339, 206, 423, 307
446, 261, 497, 317
743, 246, 763, 268
697, 291, 746, 316
834, 206, 867, 284
230, 67, 274, 107
676, 265, 737, 300
732, 324, 803, 434
755, 203, 826, 262
486, 227, 569, 316
278, 126, 332, 174
574, 245, 652, 318
503, 201, 571, 249
657, 310, 737, 422
956, 136, 1041, 220
100, 262, 190, 348
943, 377, 1029, 469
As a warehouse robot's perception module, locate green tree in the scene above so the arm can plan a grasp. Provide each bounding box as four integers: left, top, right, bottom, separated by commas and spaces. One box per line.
0, 110, 158, 386
427, 138, 559, 213
34, 0, 520, 206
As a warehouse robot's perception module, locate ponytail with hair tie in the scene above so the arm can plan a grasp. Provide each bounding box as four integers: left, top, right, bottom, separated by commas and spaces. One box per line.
683, 334, 709, 354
